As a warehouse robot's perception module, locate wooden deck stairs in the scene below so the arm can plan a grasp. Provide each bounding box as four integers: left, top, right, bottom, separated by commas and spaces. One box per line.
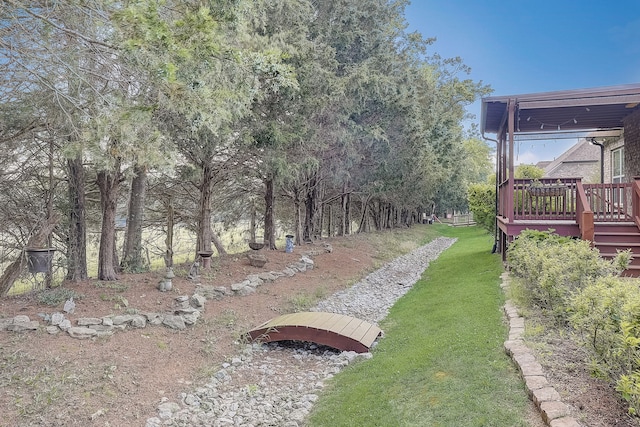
246, 312, 382, 353
593, 222, 640, 277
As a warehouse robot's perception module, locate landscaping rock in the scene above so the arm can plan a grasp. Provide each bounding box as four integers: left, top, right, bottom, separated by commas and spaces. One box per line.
143, 312, 163, 326
162, 315, 186, 330
58, 319, 72, 331
236, 286, 256, 296
231, 282, 246, 292
157, 401, 181, 420
50, 312, 65, 326
532, 387, 562, 407
282, 267, 296, 277
63, 298, 76, 314
7, 318, 39, 332
46, 325, 60, 334
112, 315, 134, 326
247, 253, 268, 267
190, 294, 206, 308
182, 311, 200, 325
68, 326, 97, 339
130, 315, 147, 328
540, 400, 570, 424
258, 272, 278, 282
0, 318, 12, 331
92, 324, 115, 332
77, 317, 102, 326
549, 417, 582, 427
300, 256, 314, 269
194, 285, 227, 300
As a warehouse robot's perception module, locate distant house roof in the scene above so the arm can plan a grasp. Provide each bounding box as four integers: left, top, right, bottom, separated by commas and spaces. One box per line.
541, 139, 600, 180
535, 161, 552, 169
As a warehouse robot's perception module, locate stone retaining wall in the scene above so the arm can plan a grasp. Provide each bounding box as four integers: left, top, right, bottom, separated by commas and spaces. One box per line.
501, 272, 582, 427
0, 248, 328, 340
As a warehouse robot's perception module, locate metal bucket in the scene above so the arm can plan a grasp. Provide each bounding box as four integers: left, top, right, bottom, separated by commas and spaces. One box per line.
25, 248, 56, 274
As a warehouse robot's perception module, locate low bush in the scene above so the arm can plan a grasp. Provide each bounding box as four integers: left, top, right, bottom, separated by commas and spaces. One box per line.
507, 229, 640, 414
37, 287, 83, 306
467, 183, 495, 234
570, 276, 639, 372
570, 276, 640, 414
507, 229, 625, 321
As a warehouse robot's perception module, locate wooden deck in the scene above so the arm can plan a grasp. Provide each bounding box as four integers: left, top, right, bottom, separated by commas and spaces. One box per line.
246, 312, 383, 353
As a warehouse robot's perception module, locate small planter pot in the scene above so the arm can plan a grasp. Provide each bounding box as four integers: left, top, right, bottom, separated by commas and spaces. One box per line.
25, 248, 56, 274
249, 242, 265, 251
526, 185, 566, 197
198, 250, 214, 269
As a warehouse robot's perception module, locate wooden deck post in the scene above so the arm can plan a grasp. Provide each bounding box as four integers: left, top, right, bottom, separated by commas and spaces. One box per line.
633, 177, 640, 229
576, 179, 594, 243
507, 99, 516, 221
581, 211, 594, 243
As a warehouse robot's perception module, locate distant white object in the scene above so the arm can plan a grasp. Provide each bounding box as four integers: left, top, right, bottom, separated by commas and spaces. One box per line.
63, 298, 76, 314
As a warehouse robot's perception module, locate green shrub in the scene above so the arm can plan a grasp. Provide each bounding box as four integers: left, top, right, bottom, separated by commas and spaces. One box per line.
570, 276, 637, 365
616, 373, 640, 416
570, 276, 640, 414
467, 183, 495, 233
507, 229, 626, 321
37, 287, 84, 306
508, 229, 638, 414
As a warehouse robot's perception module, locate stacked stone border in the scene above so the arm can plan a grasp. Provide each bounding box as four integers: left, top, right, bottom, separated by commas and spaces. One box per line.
501, 272, 582, 427
0, 246, 329, 340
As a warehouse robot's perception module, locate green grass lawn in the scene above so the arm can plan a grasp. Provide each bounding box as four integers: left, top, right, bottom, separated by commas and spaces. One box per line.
308, 225, 533, 427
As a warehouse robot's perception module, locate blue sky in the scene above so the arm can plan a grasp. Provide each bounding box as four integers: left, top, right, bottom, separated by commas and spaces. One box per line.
404, 1, 640, 165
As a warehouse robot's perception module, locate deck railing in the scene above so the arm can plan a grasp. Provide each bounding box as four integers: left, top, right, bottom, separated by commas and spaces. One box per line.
583, 183, 633, 221
512, 178, 579, 221
500, 178, 640, 226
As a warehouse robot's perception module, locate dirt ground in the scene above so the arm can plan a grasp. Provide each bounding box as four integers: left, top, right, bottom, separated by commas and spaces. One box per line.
0, 232, 637, 426
525, 316, 640, 427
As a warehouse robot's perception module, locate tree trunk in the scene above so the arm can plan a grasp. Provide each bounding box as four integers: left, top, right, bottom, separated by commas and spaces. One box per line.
66, 156, 88, 282
249, 201, 257, 243
357, 197, 368, 233
212, 232, 227, 256
196, 164, 214, 255
303, 175, 318, 242
0, 217, 59, 296
97, 167, 121, 281
317, 183, 325, 239
340, 182, 350, 236
165, 198, 174, 268
264, 176, 276, 249
0, 255, 25, 297
121, 164, 147, 272
293, 186, 303, 245
345, 192, 351, 234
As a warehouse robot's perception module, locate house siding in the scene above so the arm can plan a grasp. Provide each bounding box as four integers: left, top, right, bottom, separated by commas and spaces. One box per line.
623, 109, 640, 181
604, 137, 625, 183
